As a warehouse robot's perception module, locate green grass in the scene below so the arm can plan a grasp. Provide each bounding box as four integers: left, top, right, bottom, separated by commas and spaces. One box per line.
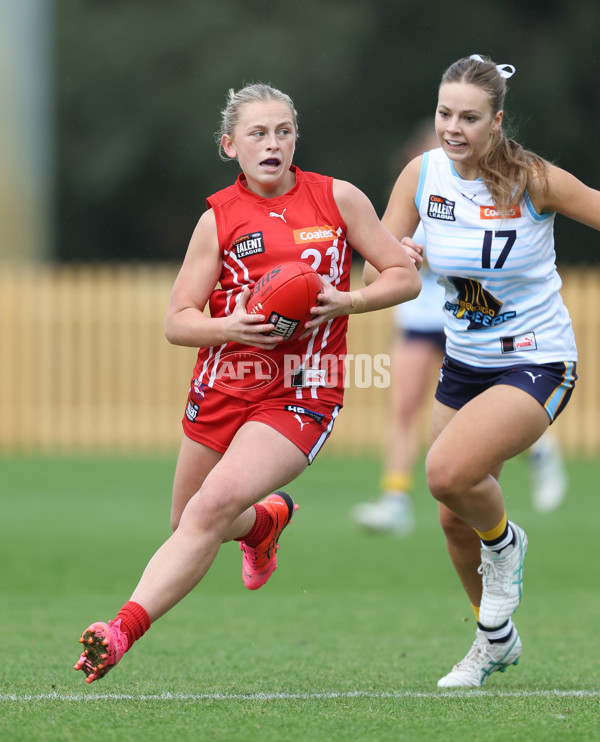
1, 452, 599, 741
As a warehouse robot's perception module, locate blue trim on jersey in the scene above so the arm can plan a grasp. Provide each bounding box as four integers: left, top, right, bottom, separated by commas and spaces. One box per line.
544, 361, 577, 419
449, 160, 482, 181
415, 151, 430, 209
524, 191, 554, 222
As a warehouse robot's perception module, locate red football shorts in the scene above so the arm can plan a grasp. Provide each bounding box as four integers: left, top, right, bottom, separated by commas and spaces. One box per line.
182, 378, 341, 464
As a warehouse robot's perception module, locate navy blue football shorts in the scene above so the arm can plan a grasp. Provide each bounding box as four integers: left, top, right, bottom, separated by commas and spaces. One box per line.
435, 355, 577, 423
403, 328, 446, 353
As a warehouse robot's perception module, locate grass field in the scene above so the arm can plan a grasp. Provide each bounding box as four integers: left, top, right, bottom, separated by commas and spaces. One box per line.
1, 451, 599, 741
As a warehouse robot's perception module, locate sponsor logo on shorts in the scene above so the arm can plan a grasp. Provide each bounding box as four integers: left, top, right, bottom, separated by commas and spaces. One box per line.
185, 400, 199, 422
427, 195, 455, 221
500, 332, 537, 354
284, 405, 325, 425
524, 371, 542, 383
186, 379, 208, 422
293, 225, 335, 243
480, 205, 521, 220
294, 414, 310, 430
193, 379, 207, 397
233, 232, 265, 259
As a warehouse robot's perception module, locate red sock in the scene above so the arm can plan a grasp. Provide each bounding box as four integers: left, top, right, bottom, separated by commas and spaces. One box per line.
234, 503, 273, 546
115, 601, 151, 647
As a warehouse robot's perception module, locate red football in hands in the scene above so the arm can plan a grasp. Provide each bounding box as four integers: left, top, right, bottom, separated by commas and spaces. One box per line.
246, 261, 322, 342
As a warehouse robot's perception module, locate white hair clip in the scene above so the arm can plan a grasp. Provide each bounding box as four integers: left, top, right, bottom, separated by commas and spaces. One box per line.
469, 54, 516, 79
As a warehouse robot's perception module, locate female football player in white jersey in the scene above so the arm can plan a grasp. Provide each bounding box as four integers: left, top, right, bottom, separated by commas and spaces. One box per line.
367, 54, 600, 687
355, 121, 568, 538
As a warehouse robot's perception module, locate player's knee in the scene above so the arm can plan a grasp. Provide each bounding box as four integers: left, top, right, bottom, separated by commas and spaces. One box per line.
178, 485, 241, 537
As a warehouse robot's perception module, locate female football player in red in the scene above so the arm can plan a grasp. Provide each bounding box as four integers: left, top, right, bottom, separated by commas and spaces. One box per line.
74, 83, 421, 683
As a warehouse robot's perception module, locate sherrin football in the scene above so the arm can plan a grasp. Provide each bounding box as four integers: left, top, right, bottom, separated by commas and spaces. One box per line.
246, 261, 322, 342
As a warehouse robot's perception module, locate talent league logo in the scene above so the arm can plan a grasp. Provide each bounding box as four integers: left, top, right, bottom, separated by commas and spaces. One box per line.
233, 232, 265, 259
427, 194, 455, 221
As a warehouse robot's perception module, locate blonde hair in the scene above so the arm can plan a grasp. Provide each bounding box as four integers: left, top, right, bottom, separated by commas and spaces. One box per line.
440, 56, 547, 214
216, 83, 299, 161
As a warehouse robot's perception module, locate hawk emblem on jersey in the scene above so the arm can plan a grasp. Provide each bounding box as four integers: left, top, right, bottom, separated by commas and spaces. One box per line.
446, 276, 516, 330
232, 232, 265, 259
428, 195, 455, 221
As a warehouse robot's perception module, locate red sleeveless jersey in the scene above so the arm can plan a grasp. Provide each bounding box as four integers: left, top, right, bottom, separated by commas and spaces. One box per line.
192, 166, 352, 406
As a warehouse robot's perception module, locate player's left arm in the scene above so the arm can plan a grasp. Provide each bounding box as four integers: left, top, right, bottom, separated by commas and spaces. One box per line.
530, 163, 600, 230
302, 180, 421, 335
334, 179, 421, 310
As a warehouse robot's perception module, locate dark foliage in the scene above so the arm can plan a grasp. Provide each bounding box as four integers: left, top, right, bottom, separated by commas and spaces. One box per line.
55, 0, 600, 263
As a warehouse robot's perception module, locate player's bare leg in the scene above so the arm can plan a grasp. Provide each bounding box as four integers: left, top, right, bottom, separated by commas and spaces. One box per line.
428, 389, 547, 686
75, 422, 306, 682
129, 421, 306, 619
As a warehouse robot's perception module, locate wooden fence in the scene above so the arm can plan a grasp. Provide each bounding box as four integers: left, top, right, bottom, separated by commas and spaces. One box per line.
1, 263, 598, 457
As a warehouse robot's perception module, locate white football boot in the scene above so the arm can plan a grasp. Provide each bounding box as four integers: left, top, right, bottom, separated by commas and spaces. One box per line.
437, 628, 522, 688
478, 522, 528, 628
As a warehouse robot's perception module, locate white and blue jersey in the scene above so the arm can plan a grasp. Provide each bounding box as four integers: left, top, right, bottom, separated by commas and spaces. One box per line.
416, 148, 577, 367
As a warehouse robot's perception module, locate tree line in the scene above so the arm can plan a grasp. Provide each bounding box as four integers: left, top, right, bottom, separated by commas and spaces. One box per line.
56, 0, 600, 264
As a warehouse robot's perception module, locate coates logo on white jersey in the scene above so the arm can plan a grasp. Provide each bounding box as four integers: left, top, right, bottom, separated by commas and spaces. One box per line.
480, 205, 521, 220
427, 195, 455, 221
293, 225, 335, 243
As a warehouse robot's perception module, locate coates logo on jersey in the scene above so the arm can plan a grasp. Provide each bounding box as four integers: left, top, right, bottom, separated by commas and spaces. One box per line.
207, 350, 279, 391
480, 205, 521, 220
233, 232, 265, 259
427, 195, 455, 221
293, 225, 336, 244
